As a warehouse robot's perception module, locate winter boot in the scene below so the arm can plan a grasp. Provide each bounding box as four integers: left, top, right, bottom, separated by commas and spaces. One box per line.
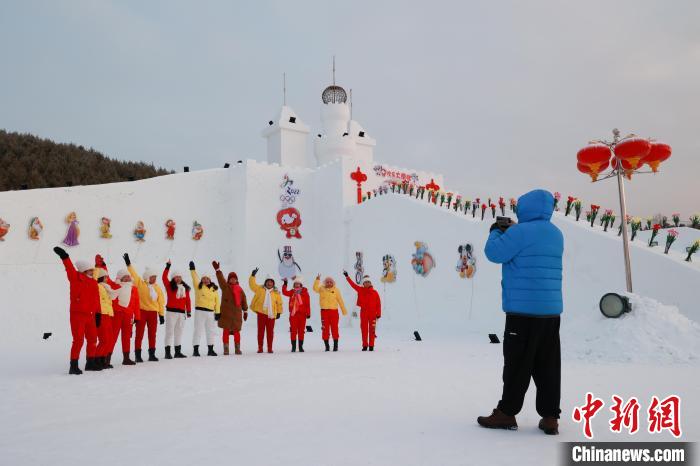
135, 349, 144, 363
324, 340, 330, 352
193, 345, 201, 357
174, 345, 187, 358
69, 359, 83, 375
477, 409, 518, 430
234, 343, 242, 355
93, 357, 104, 370
207, 345, 217, 356
85, 357, 102, 371
362, 346, 368, 351
333, 339, 339, 352
165, 346, 173, 359
538, 417, 559, 435
148, 348, 159, 362
122, 352, 136, 366
223, 344, 230, 355
369, 346, 374, 352
291, 340, 297, 352
104, 353, 114, 369
298, 340, 304, 352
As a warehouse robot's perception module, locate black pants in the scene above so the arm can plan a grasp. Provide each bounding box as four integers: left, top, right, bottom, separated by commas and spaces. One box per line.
497, 314, 561, 419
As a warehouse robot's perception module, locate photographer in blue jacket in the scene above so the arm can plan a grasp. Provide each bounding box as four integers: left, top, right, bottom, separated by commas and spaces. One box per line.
477, 189, 564, 435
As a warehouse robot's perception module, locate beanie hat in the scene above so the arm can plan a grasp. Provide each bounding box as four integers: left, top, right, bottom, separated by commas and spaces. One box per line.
293, 275, 304, 285
264, 275, 275, 286
227, 271, 238, 282
75, 260, 92, 273
116, 269, 130, 281
171, 269, 184, 279
362, 275, 372, 283
95, 268, 108, 279
143, 267, 157, 279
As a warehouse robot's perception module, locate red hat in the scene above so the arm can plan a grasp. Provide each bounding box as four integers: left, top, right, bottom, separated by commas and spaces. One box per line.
227, 272, 238, 282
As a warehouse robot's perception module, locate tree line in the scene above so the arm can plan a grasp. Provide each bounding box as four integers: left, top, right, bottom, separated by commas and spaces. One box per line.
0, 130, 172, 191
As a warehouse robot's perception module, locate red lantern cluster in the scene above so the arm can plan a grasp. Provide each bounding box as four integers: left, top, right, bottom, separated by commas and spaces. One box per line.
576, 134, 671, 182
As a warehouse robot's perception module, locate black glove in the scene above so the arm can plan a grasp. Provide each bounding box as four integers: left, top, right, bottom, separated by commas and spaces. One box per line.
283, 278, 288, 284
243, 312, 248, 322
489, 222, 500, 232
215, 314, 220, 321
165, 261, 171, 269
187, 312, 192, 318
95, 312, 102, 328
159, 315, 165, 325
133, 319, 139, 326
123, 253, 131, 266
252, 267, 259, 276
343, 271, 349, 277
276, 314, 281, 320
189, 261, 195, 270
53, 246, 69, 260
212, 261, 220, 271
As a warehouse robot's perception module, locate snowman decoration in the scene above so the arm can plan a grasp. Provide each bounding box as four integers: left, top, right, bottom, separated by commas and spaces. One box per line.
278, 245, 301, 280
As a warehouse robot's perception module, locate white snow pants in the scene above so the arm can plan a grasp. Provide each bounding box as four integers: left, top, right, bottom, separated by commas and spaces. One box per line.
192, 309, 217, 346
165, 311, 186, 347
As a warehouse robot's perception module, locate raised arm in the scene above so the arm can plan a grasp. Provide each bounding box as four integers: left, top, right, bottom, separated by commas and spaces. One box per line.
312, 277, 321, 294
344, 274, 361, 292
53, 247, 76, 282
281, 280, 292, 297
248, 274, 262, 293
337, 288, 348, 316
484, 227, 525, 264
162, 262, 171, 288
123, 253, 144, 287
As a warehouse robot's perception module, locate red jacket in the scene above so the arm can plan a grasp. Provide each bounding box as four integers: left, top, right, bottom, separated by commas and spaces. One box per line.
281, 283, 311, 317
162, 267, 192, 312
345, 276, 381, 318
61, 257, 100, 315
112, 284, 141, 320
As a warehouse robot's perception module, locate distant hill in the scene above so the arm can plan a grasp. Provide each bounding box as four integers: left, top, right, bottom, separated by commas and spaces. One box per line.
0, 130, 173, 191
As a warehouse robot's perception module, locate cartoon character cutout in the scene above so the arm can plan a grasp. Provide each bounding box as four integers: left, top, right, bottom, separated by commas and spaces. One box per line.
134, 221, 146, 242
100, 217, 112, 239
456, 243, 476, 279
411, 241, 435, 276
354, 251, 364, 285
29, 217, 43, 241
62, 212, 80, 247
278, 245, 301, 280
381, 254, 397, 283
192, 221, 204, 241
276, 207, 302, 239
165, 219, 176, 240
0, 218, 10, 241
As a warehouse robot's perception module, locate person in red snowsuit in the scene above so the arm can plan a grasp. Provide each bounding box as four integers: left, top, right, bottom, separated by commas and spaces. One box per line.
344, 272, 382, 351
281, 276, 311, 353
94, 255, 119, 369
110, 269, 141, 365
53, 246, 101, 375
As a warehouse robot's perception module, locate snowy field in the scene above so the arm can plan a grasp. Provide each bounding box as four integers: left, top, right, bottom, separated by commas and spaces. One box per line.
1, 313, 697, 466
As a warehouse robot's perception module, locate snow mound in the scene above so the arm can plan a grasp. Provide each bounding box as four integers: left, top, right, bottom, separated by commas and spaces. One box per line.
563, 294, 700, 365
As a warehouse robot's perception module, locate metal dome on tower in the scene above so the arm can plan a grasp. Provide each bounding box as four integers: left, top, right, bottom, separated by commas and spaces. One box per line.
321, 56, 347, 104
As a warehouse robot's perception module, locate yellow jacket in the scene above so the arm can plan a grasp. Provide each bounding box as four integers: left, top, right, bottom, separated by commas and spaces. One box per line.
127, 265, 165, 316
97, 283, 117, 316
248, 275, 283, 317
191, 270, 221, 313
313, 278, 348, 316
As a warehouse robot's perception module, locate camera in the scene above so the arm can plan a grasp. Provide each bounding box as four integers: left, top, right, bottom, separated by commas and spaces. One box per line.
496, 216, 513, 231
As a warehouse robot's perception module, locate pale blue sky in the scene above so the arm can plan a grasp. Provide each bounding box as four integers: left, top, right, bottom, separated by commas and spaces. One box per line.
1, 1, 698, 217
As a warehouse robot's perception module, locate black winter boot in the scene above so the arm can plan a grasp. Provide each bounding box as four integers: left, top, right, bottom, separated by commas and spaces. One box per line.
298, 340, 304, 352
85, 357, 102, 371
93, 356, 104, 370
69, 359, 82, 375
193, 345, 200, 357
333, 339, 339, 352
135, 349, 144, 363
324, 340, 330, 352
291, 340, 297, 352
174, 345, 187, 358
104, 353, 114, 369
148, 348, 159, 361
122, 352, 136, 366
369, 346, 374, 352
362, 346, 368, 351
165, 346, 173, 359
207, 345, 217, 356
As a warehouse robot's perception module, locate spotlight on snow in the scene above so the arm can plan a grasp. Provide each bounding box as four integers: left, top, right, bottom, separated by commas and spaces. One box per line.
414, 331, 422, 341
599, 293, 631, 318
306, 325, 313, 332
224, 163, 230, 168
488, 334, 500, 344
42, 332, 52, 340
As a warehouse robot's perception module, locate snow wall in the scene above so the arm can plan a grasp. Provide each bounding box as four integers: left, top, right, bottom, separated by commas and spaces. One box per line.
0, 167, 698, 348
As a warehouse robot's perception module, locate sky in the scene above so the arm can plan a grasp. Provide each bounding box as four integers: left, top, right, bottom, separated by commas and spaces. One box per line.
1, 0, 698, 218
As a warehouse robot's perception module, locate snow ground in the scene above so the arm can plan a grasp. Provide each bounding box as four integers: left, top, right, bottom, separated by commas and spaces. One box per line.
1, 323, 696, 466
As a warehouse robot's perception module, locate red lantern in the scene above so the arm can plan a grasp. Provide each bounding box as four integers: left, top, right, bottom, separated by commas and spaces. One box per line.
577, 143, 611, 180
611, 158, 634, 179
613, 137, 651, 170
641, 141, 672, 173
577, 159, 609, 182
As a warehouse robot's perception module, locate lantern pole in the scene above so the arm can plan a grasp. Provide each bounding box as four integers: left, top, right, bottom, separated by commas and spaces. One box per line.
611, 128, 634, 293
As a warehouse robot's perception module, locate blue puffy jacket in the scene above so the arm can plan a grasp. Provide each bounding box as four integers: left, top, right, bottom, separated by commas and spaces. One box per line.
484, 189, 563, 316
